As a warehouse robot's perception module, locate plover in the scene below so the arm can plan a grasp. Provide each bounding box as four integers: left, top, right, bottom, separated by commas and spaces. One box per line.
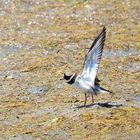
63, 27, 113, 106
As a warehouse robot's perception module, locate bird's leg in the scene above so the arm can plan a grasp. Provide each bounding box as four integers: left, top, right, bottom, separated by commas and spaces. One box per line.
84, 94, 87, 107
92, 95, 94, 103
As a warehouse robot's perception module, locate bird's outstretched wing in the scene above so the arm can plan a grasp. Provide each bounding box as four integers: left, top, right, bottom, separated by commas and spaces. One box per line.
81, 27, 106, 84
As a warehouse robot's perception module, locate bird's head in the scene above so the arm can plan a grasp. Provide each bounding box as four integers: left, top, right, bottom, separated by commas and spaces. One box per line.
61, 73, 77, 84
63, 73, 73, 81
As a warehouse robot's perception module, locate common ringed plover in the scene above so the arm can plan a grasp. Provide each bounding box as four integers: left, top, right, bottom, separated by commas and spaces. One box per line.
63, 27, 113, 106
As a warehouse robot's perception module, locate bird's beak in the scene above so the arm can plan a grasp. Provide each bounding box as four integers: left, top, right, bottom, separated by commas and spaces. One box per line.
60, 78, 64, 80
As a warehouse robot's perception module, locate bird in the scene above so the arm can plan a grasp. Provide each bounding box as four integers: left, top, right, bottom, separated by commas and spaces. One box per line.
63, 27, 113, 107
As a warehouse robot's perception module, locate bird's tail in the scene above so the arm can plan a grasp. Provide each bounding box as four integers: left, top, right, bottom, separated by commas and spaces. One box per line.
99, 87, 114, 95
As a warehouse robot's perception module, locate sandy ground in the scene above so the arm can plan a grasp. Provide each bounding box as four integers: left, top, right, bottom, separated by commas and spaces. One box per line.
0, 0, 140, 139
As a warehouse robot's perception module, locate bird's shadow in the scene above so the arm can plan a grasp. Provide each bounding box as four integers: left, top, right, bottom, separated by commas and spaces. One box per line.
76, 102, 123, 109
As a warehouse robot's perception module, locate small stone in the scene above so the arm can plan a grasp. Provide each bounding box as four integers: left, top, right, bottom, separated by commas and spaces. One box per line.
51, 117, 59, 123
6, 75, 14, 79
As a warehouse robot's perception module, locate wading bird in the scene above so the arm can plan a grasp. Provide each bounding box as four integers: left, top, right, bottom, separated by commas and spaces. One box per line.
63, 27, 113, 106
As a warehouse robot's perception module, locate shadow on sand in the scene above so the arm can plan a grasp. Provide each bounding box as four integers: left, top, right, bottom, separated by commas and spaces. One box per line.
76, 102, 123, 109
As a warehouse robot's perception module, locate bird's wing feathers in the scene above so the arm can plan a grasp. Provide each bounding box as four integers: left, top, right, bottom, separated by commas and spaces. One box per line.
81, 27, 106, 84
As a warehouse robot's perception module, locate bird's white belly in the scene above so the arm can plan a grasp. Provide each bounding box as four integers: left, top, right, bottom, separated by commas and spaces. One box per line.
72, 79, 94, 94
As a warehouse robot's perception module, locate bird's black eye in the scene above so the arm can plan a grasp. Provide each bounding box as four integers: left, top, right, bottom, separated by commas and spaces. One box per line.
64, 73, 72, 80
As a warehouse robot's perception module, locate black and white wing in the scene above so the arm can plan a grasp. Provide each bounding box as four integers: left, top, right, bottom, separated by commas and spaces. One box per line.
81, 27, 106, 84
